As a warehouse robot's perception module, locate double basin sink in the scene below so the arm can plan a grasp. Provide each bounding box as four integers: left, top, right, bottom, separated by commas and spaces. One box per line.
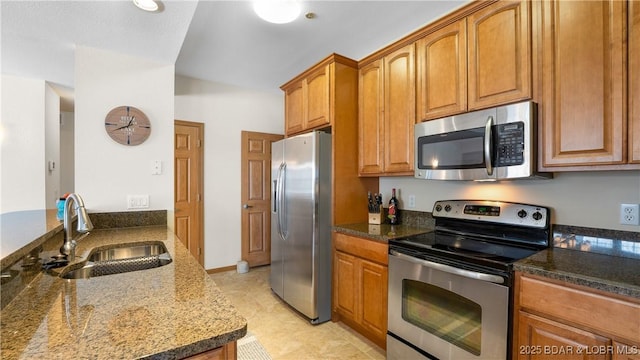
59, 242, 172, 279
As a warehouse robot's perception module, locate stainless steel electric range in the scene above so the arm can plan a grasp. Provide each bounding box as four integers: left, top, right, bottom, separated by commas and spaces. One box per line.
387, 200, 551, 360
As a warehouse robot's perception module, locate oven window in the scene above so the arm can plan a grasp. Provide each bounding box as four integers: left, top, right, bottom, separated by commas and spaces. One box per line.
402, 279, 482, 356
417, 128, 485, 169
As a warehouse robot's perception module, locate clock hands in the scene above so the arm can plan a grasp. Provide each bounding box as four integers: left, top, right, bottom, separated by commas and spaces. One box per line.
110, 116, 136, 132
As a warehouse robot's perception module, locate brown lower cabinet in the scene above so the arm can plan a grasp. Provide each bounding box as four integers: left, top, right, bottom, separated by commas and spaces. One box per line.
514, 272, 640, 360
185, 341, 237, 360
332, 232, 388, 349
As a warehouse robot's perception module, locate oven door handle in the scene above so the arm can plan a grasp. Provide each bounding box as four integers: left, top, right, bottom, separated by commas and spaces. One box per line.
390, 250, 505, 284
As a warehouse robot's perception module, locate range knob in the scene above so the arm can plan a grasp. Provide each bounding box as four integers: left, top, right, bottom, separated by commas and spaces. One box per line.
517, 209, 528, 218
444, 204, 452, 212
435, 204, 442, 212
532, 211, 543, 221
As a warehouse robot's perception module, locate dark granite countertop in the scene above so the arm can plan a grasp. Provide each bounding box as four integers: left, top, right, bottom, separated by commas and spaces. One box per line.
337, 219, 640, 300
515, 247, 640, 299
333, 223, 432, 243
0, 226, 247, 359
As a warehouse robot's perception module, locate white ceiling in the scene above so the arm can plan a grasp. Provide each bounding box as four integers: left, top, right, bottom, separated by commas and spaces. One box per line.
2, 0, 468, 105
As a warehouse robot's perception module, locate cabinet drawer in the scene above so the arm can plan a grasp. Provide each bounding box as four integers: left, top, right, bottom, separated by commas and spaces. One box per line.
334, 232, 388, 265
519, 275, 640, 343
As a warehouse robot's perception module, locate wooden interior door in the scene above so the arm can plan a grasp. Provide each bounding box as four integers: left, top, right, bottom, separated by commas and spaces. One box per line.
174, 121, 204, 266
241, 131, 283, 267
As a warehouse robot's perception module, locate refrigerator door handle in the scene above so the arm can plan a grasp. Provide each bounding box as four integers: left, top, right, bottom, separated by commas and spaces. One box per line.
277, 163, 287, 241
272, 180, 278, 213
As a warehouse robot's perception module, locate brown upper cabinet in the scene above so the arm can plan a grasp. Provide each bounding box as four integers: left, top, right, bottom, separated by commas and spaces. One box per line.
282, 55, 357, 136
538, 0, 634, 168
280, 53, 378, 225
630, 1, 640, 164
416, 19, 467, 121
358, 44, 415, 176
282, 64, 330, 135
358, 60, 384, 175
416, 0, 531, 122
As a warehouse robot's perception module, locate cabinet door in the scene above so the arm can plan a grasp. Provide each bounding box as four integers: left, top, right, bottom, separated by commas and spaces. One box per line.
333, 251, 357, 321
518, 311, 611, 360
358, 60, 384, 175
540, 0, 626, 166
468, 0, 531, 110
416, 19, 467, 121
383, 44, 415, 174
612, 341, 640, 360
186, 342, 236, 360
285, 81, 305, 135
630, 1, 640, 164
360, 259, 388, 344
306, 64, 331, 129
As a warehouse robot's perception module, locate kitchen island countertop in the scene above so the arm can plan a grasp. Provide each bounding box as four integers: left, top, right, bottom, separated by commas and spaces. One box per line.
0, 225, 247, 359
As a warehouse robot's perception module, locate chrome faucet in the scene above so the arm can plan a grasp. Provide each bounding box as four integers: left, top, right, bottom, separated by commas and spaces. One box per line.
60, 193, 93, 261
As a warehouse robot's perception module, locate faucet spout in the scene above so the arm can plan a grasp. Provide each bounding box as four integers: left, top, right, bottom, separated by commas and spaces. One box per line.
60, 193, 93, 261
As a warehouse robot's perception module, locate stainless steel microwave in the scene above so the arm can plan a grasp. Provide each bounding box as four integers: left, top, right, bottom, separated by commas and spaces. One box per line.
414, 101, 551, 181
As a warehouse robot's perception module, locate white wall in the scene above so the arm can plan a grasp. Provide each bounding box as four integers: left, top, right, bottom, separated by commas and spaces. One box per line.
44, 83, 60, 209
174, 75, 284, 270
380, 170, 640, 231
75, 46, 174, 227
1, 75, 48, 213
59, 111, 75, 195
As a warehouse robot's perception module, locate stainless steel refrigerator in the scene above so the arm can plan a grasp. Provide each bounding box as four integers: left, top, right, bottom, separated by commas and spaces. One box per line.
270, 131, 332, 324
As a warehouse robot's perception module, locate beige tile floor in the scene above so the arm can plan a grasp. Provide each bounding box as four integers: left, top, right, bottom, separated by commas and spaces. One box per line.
210, 266, 386, 360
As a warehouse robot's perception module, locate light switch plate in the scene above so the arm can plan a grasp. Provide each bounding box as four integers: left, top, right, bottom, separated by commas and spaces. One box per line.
151, 160, 162, 175
408, 195, 416, 208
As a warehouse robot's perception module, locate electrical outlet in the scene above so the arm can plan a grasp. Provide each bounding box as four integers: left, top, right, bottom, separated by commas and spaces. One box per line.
620, 204, 640, 225
408, 195, 416, 208
127, 195, 150, 209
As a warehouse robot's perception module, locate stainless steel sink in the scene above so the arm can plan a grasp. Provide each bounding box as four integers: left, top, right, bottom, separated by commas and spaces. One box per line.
60, 242, 172, 279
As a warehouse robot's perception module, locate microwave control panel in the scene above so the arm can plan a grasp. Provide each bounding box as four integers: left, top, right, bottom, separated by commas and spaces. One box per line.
494, 122, 525, 166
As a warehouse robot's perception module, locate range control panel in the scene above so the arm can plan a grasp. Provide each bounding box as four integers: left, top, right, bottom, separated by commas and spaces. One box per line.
432, 200, 549, 228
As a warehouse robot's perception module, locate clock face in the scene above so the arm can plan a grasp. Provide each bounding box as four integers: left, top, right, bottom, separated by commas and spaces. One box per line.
104, 106, 151, 146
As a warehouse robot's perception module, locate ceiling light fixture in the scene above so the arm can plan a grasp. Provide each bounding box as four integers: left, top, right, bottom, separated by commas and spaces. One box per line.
133, 0, 158, 12
253, 0, 301, 24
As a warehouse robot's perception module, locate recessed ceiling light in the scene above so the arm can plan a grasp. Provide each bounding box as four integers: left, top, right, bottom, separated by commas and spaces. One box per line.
253, 0, 301, 24
133, 0, 159, 12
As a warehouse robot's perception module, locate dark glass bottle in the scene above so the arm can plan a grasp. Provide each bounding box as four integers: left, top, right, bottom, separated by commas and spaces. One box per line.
388, 188, 400, 225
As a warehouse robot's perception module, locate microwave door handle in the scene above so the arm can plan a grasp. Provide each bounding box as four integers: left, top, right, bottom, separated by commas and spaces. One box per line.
390, 250, 505, 284
484, 116, 494, 176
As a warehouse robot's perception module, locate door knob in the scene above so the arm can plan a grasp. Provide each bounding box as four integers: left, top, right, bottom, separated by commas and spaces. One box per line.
243, 204, 253, 209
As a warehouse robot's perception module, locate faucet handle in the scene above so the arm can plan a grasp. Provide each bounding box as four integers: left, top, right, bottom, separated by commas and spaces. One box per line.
60, 239, 77, 260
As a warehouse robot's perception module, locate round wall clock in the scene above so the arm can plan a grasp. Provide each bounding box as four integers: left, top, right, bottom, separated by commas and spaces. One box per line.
104, 106, 151, 146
